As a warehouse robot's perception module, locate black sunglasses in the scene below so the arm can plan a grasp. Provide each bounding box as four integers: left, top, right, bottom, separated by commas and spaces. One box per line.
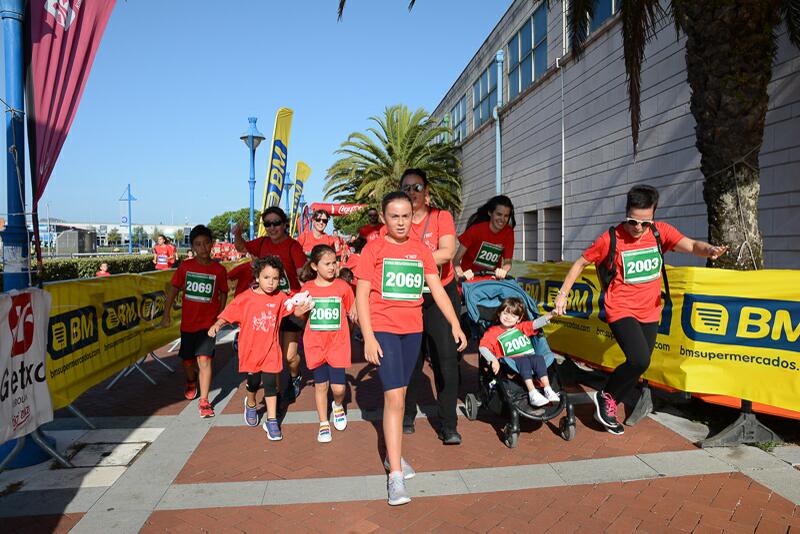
314, 218, 329, 223
401, 183, 425, 193
263, 219, 284, 228
624, 217, 653, 228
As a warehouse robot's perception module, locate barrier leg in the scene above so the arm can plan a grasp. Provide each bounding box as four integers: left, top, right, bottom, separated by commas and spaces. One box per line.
67, 404, 96, 430
148, 351, 175, 372
625, 380, 653, 426
105, 366, 130, 390
131, 361, 157, 385
167, 338, 181, 353
0, 435, 26, 474
699, 400, 782, 448
30, 429, 73, 468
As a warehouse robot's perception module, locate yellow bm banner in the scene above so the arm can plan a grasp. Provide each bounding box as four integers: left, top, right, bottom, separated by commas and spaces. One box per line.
511, 262, 800, 414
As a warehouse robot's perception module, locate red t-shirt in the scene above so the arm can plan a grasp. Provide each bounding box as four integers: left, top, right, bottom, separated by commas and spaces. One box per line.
353, 237, 437, 334
480, 321, 539, 359
358, 223, 384, 242
171, 258, 228, 332
154, 244, 173, 270
167, 245, 177, 266
297, 231, 337, 256
218, 289, 290, 373
582, 222, 685, 323
95, 271, 111, 277
244, 236, 306, 292
301, 278, 354, 369
227, 261, 254, 296
459, 221, 515, 273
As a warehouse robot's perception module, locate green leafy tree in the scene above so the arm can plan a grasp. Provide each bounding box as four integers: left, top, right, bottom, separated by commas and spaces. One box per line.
208, 208, 250, 242
132, 226, 148, 247
338, 1, 800, 269
324, 104, 462, 213
106, 228, 120, 245
173, 228, 185, 246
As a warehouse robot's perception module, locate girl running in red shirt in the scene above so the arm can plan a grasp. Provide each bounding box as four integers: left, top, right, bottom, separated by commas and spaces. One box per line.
354, 191, 467, 506
208, 256, 310, 441
555, 185, 727, 435
479, 297, 559, 407
298, 244, 357, 443
454, 195, 516, 281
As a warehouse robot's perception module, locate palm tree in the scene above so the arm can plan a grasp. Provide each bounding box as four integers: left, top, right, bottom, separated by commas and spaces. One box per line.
338, 1, 800, 269
324, 104, 463, 213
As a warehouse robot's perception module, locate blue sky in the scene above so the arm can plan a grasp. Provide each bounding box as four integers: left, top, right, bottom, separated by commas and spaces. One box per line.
0, 0, 511, 226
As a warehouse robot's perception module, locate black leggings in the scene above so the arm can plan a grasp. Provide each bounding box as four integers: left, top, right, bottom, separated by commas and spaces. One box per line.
246, 372, 278, 396
605, 318, 659, 403
404, 279, 461, 431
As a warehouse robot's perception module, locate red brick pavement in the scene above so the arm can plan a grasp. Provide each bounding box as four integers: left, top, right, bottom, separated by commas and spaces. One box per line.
53, 346, 234, 418
143, 473, 800, 533
2, 513, 84, 533
173, 404, 693, 484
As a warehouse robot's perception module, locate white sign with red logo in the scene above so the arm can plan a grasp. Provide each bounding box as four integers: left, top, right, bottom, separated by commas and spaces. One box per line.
0, 288, 54, 443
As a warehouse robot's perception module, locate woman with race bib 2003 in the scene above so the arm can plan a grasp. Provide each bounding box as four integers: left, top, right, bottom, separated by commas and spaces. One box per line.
234, 207, 308, 402
554, 185, 727, 435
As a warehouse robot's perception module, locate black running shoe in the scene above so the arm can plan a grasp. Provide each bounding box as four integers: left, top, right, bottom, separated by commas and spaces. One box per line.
593, 390, 625, 435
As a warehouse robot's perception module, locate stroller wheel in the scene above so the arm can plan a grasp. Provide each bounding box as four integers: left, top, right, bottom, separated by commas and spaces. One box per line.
465, 393, 479, 421
559, 417, 576, 441
503, 425, 518, 448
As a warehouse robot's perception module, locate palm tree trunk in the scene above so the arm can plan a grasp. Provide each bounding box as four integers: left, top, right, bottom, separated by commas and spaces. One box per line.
674, 0, 782, 270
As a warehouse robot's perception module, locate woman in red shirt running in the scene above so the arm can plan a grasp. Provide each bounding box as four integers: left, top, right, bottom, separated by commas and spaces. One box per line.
153, 234, 176, 270
297, 209, 337, 257
355, 191, 466, 506
454, 195, 516, 281
233, 207, 308, 402
555, 185, 727, 435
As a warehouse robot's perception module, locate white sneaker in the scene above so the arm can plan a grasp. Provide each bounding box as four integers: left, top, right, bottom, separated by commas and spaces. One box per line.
543, 387, 560, 403
387, 472, 411, 506
317, 422, 332, 443
383, 456, 416, 479
331, 401, 347, 431
529, 389, 549, 407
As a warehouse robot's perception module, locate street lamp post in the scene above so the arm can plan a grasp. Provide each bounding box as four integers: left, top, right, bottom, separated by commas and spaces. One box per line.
227, 217, 233, 243
240, 117, 265, 240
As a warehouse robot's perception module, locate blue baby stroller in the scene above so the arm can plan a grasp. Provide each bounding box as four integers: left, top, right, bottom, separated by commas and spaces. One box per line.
462, 276, 576, 447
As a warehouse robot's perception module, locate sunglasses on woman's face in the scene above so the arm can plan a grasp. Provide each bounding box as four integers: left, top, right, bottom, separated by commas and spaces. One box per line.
314, 218, 329, 224
401, 183, 424, 193
624, 217, 653, 229
263, 219, 283, 228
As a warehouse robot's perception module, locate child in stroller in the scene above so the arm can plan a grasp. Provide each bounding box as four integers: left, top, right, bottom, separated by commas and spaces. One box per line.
479, 297, 560, 407
462, 277, 576, 447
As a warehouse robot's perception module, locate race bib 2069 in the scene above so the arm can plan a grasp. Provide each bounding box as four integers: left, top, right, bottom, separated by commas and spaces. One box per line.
381, 259, 424, 301
184, 272, 216, 303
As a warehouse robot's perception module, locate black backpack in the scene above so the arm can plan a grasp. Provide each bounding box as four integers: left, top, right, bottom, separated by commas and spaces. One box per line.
596, 225, 670, 296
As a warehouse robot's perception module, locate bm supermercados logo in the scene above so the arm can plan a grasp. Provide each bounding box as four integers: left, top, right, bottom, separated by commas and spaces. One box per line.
140, 291, 167, 321
102, 297, 140, 336
48, 306, 98, 360
682, 294, 800, 353
517, 277, 593, 319
266, 140, 288, 207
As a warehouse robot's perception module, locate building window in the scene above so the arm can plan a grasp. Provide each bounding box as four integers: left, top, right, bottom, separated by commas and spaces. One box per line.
450, 94, 467, 143
472, 63, 497, 129
590, 0, 615, 32
507, 4, 548, 102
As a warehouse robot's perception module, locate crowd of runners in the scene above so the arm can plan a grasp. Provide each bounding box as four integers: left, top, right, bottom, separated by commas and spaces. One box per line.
158, 170, 727, 506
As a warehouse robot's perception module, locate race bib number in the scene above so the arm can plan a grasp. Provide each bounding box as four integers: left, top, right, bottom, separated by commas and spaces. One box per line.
474, 241, 504, 269
156, 254, 168, 265
278, 274, 291, 293
621, 247, 662, 284
185, 272, 216, 303
422, 265, 443, 294
309, 297, 342, 331
382, 259, 424, 300
498, 328, 534, 357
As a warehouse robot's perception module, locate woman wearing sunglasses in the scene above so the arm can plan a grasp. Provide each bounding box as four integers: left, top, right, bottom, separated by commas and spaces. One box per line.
298, 209, 338, 258
554, 185, 727, 435
393, 168, 463, 445
234, 207, 308, 401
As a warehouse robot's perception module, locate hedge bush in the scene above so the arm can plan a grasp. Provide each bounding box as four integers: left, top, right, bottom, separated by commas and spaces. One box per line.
0, 254, 190, 291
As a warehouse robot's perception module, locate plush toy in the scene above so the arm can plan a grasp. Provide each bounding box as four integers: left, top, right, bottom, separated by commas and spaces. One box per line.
284, 290, 314, 312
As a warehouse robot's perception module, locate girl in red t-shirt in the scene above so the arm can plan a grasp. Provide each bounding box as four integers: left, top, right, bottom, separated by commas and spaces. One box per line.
479, 298, 558, 407
208, 256, 310, 442
454, 195, 516, 282
298, 244, 357, 443
555, 185, 728, 436
354, 191, 467, 506
153, 234, 175, 270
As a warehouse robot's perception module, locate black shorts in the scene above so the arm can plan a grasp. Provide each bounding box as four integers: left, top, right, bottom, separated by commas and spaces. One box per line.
178, 330, 215, 361
280, 314, 306, 333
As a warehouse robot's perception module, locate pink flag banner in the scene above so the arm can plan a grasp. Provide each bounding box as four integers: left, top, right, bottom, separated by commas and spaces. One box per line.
26, 0, 116, 204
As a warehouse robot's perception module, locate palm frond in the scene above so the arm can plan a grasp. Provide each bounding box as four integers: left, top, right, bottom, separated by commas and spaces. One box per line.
783, 0, 800, 48
568, 0, 594, 57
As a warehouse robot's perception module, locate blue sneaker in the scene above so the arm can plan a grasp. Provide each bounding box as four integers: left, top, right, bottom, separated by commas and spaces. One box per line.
243, 397, 258, 427
263, 418, 282, 441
